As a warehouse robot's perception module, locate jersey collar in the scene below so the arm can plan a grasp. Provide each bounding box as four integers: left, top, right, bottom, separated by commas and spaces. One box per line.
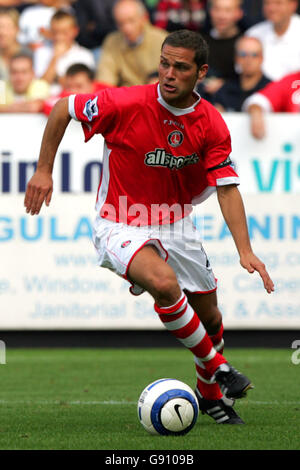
157, 84, 201, 116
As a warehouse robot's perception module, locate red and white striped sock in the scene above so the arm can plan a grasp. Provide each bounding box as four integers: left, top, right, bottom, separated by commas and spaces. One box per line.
154, 293, 227, 377
195, 323, 225, 400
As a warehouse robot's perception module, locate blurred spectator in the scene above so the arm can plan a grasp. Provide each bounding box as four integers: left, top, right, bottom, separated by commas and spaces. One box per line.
243, 71, 300, 139
73, 0, 116, 50
18, 0, 75, 50
199, 0, 244, 100
0, 7, 29, 80
204, 1, 264, 31
0, 1, 36, 8
213, 36, 271, 111
0, 51, 50, 112
33, 9, 95, 89
154, 0, 206, 32
96, 0, 167, 87
42, 63, 112, 115
245, 0, 300, 81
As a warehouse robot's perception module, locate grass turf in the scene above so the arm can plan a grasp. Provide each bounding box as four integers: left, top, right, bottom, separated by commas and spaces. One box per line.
0, 347, 299, 450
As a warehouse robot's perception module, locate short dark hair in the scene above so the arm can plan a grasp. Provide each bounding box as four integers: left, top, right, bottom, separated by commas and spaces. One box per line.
10, 51, 33, 66
161, 29, 209, 70
66, 63, 95, 80
51, 9, 78, 26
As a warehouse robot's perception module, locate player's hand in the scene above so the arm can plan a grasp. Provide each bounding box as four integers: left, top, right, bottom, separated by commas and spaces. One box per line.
24, 170, 53, 215
240, 252, 275, 294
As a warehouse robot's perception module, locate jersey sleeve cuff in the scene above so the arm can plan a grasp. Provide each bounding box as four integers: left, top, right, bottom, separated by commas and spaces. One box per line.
68, 94, 78, 121
242, 93, 273, 112
216, 176, 240, 186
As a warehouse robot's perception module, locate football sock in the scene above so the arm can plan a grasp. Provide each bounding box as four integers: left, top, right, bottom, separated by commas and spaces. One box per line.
154, 292, 227, 378
195, 323, 225, 400
210, 323, 224, 355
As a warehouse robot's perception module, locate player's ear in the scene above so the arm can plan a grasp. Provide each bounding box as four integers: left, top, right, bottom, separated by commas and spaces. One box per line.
197, 64, 208, 81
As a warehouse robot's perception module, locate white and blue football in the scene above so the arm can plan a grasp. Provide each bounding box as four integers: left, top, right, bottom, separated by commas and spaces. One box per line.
137, 378, 199, 435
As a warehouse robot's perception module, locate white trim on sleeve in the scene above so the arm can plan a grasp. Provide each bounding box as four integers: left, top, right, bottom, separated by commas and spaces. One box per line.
68, 94, 78, 121
216, 176, 240, 186
242, 93, 273, 112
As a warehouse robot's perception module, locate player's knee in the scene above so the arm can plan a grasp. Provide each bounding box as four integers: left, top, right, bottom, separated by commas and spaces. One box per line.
204, 309, 223, 335
151, 272, 181, 306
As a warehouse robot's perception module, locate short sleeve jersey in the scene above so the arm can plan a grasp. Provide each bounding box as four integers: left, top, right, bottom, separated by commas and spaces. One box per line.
256, 72, 300, 112
68, 83, 239, 225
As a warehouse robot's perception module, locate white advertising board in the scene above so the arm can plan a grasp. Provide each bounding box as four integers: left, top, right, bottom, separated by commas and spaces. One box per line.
0, 113, 299, 329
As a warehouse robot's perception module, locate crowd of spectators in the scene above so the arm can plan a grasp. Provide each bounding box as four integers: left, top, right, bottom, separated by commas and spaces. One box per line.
0, 0, 300, 139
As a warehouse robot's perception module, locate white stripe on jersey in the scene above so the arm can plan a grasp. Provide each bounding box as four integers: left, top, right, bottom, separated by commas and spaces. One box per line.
95, 141, 112, 213
68, 94, 78, 121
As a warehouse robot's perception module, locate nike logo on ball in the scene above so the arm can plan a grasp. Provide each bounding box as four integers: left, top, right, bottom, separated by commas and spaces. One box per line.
174, 404, 183, 425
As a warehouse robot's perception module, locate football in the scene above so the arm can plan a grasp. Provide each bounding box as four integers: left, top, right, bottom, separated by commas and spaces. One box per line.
137, 378, 199, 435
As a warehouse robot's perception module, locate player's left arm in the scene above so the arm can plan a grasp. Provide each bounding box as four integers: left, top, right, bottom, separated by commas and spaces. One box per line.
216, 184, 274, 294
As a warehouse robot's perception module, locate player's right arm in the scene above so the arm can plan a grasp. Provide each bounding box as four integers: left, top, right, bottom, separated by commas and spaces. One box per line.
24, 97, 71, 215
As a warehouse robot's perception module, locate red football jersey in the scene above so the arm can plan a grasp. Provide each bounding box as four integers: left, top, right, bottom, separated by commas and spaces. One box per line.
258, 72, 300, 112
68, 84, 239, 225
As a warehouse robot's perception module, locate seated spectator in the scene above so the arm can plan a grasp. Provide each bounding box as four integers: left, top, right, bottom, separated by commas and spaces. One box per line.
73, 0, 116, 51
0, 7, 29, 80
18, 0, 75, 50
245, 0, 300, 81
154, 0, 206, 32
42, 62, 112, 115
199, 0, 244, 100
33, 9, 95, 89
96, 0, 168, 87
213, 36, 271, 112
0, 51, 50, 112
243, 70, 300, 139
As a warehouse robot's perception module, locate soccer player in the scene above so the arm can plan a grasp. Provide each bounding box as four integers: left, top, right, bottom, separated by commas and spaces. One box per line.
24, 30, 274, 425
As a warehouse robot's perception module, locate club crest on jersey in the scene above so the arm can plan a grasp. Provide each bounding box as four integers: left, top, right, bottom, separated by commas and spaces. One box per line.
121, 240, 131, 248
168, 130, 184, 148
83, 96, 99, 122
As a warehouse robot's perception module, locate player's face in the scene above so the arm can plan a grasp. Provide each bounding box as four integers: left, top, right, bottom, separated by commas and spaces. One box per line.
159, 45, 208, 108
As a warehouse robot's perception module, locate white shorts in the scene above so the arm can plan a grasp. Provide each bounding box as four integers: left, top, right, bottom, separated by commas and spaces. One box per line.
92, 216, 217, 296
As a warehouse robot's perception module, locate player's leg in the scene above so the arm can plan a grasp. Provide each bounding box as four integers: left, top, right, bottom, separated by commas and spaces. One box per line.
127, 245, 228, 377
185, 290, 250, 424
185, 290, 225, 400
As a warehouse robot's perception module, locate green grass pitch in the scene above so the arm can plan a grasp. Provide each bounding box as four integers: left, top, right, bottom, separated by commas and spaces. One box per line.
0, 347, 299, 450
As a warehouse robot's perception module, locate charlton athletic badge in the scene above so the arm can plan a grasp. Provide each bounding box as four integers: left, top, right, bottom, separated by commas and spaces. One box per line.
168, 130, 184, 148
121, 240, 131, 248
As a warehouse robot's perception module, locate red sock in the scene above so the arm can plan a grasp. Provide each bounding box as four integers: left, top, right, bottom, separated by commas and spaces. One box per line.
195, 323, 225, 400
154, 293, 227, 377
210, 323, 224, 355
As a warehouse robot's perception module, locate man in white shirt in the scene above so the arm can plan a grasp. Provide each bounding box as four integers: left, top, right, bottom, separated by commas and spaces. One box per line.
245, 0, 300, 81
34, 9, 95, 87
